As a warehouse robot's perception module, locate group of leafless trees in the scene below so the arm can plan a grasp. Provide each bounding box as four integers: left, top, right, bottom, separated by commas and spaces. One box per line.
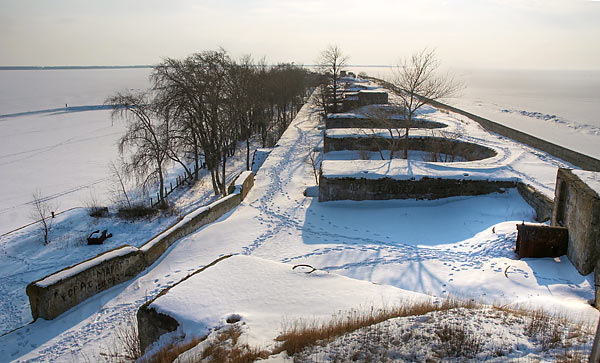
107, 50, 315, 207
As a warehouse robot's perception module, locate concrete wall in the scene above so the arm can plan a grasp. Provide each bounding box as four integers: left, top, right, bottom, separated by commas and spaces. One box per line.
324, 135, 497, 162
319, 175, 516, 201
26, 172, 254, 321
551, 168, 600, 275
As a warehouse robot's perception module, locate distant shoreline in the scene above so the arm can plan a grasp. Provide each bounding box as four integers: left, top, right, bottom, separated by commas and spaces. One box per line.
0, 65, 153, 70
0, 64, 396, 71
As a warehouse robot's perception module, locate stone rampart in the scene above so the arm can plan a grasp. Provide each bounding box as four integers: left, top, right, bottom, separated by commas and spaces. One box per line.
26, 172, 254, 321
369, 76, 600, 171
140, 193, 242, 266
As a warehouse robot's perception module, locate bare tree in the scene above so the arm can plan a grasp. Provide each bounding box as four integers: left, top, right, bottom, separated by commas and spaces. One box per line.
31, 190, 55, 245
317, 45, 349, 113
361, 106, 405, 160
391, 48, 461, 159
106, 92, 169, 208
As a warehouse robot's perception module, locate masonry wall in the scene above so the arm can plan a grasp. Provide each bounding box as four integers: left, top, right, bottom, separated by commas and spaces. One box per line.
325, 117, 446, 130
319, 175, 517, 201
26, 172, 254, 321
324, 135, 497, 162
517, 183, 554, 222
551, 168, 600, 275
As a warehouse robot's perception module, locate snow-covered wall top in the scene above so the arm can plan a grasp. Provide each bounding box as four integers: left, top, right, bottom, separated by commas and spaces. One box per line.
321, 159, 518, 182
35, 245, 139, 288
325, 128, 450, 139
572, 170, 600, 198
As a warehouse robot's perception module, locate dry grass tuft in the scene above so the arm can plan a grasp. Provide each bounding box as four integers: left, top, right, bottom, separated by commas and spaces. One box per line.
435, 322, 484, 358
193, 325, 269, 363
143, 335, 206, 363
273, 298, 451, 355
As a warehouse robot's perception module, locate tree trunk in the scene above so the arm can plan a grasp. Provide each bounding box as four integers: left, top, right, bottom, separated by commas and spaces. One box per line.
221, 152, 227, 196
246, 139, 251, 171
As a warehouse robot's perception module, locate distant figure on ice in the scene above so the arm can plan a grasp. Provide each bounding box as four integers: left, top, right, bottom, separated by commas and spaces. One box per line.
65, 103, 68, 108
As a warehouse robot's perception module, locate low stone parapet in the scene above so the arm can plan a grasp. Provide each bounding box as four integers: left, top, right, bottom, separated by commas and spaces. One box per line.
26, 245, 145, 320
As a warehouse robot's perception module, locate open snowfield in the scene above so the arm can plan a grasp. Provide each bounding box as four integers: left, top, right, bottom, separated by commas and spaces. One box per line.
0, 81, 596, 361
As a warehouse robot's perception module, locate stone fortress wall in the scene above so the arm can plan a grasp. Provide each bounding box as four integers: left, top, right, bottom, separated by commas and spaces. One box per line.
26, 171, 254, 321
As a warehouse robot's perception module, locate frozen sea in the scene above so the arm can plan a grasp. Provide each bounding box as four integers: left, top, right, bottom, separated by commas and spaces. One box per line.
350, 66, 600, 159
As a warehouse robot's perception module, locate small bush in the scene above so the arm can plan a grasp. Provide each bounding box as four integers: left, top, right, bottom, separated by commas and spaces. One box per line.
117, 204, 158, 220
84, 192, 109, 218
101, 316, 141, 362
89, 206, 109, 218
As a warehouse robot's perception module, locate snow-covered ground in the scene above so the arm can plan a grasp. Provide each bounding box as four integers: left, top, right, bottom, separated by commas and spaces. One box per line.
0, 82, 596, 362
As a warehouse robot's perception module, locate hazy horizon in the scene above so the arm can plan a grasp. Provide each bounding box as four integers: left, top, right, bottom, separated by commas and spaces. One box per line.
1, 0, 599, 71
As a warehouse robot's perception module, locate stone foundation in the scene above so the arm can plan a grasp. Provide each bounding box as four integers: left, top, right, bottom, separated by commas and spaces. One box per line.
517, 183, 554, 222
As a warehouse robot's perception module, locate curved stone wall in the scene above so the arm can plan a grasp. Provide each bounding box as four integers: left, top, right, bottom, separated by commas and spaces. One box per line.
324, 135, 497, 162
326, 117, 447, 130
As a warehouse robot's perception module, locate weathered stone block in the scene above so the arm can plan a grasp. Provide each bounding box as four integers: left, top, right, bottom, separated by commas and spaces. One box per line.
137, 304, 180, 353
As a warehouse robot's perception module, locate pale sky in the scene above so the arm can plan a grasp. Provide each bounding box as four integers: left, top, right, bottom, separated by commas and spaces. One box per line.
1, 0, 599, 70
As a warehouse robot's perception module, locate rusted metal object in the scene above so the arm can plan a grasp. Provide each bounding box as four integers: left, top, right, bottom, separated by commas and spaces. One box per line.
515, 223, 568, 259
87, 229, 112, 245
